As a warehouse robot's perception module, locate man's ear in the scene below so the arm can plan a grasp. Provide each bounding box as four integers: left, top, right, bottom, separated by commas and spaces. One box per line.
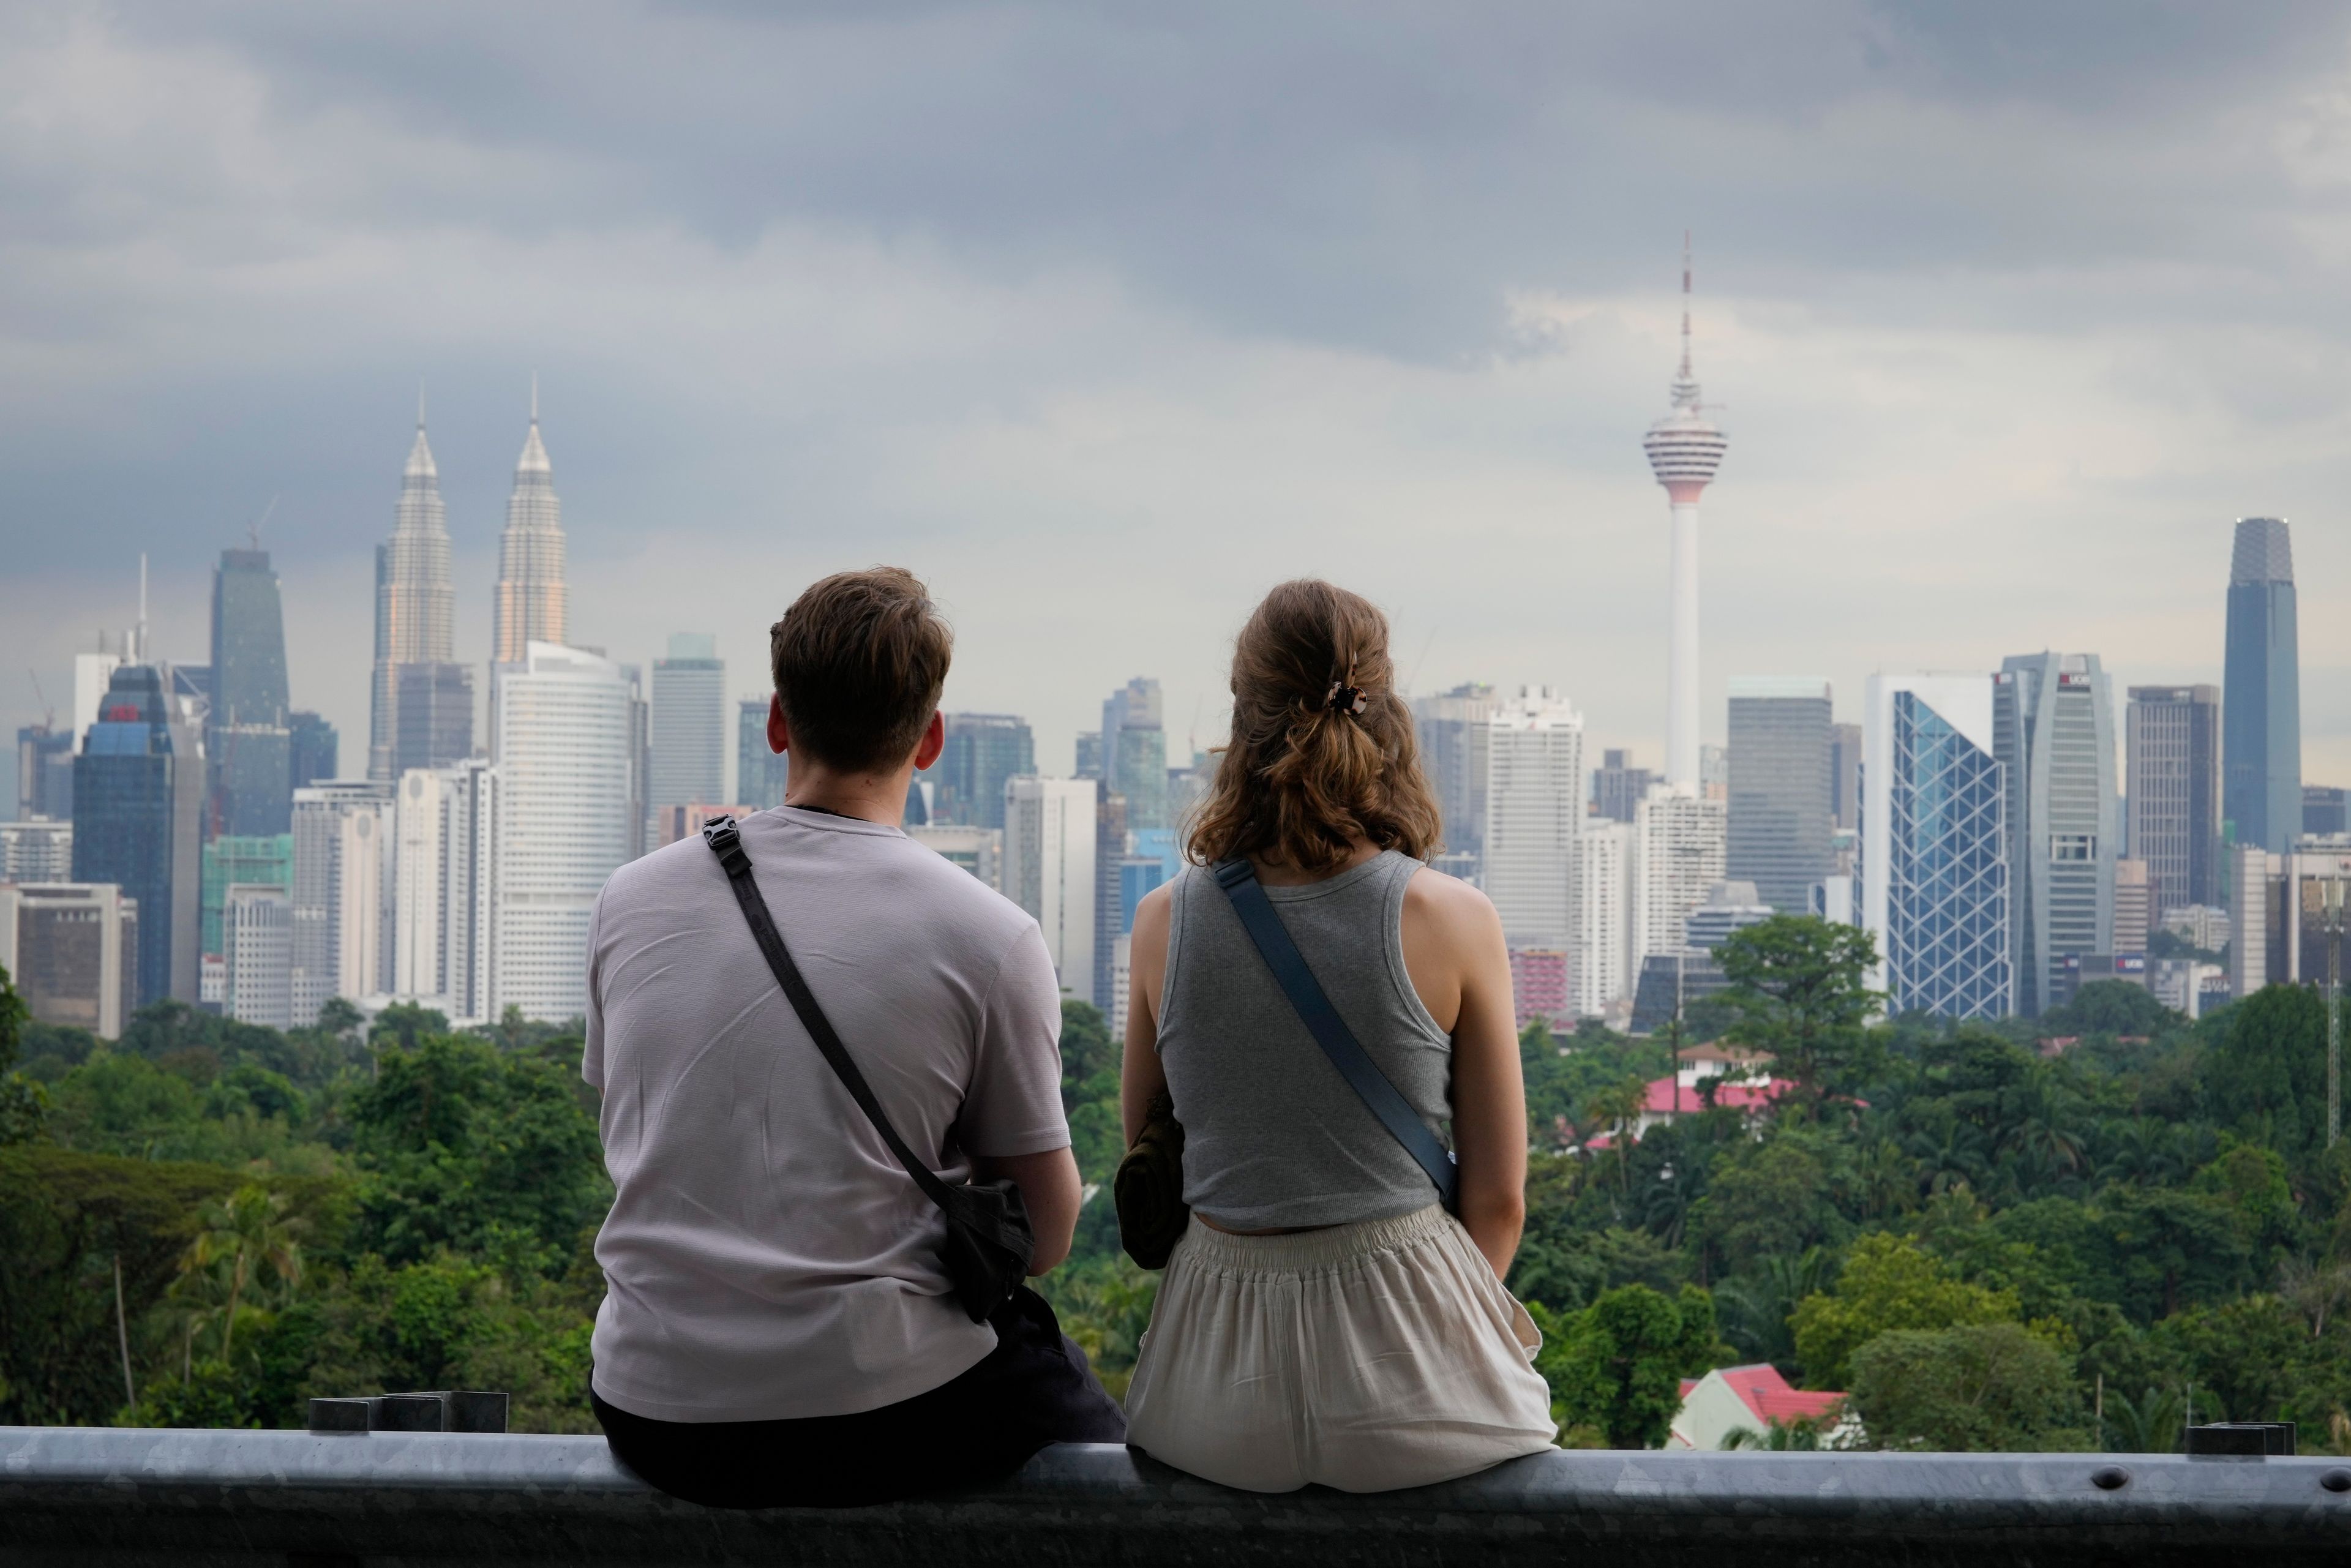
767, 692, 790, 755
912, 709, 947, 772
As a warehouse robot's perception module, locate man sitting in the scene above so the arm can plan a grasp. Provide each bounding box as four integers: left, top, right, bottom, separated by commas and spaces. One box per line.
583, 566, 1123, 1508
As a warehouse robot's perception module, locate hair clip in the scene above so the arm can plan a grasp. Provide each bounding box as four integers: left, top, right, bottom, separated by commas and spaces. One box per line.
1325, 681, 1369, 717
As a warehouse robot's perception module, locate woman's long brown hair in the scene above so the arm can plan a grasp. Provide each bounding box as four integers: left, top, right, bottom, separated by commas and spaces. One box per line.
1187, 579, 1443, 875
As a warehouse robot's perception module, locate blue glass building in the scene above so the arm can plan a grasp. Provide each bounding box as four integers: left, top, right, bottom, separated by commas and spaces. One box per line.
72, 664, 204, 1007
1862, 678, 2012, 1019
208, 547, 293, 836
2223, 517, 2301, 855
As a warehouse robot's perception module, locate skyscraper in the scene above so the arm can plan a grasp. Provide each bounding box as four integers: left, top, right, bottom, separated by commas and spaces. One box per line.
287, 711, 339, 791
1092, 784, 1128, 1010
650, 634, 726, 809
2126, 685, 2221, 925
72, 664, 204, 1007
0, 882, 138, 1040
393, 759, 494, 1018
1592, 749, 1654, 825
1828, 722, 1862, 831
737, 697, 788, 810
1862, 675, 2012, 1019
1413, 683, 1498, 869
492, 386, 568, 664
15, 724, 73, 820
372, 408, 461, 781
1004, 776, 1096, 1003
208, 546, 293, 836
936, 715, 1035, 830
487, 643, 635, 1021
2306, 786, 2349, 839
1994, 653, 2119, 1016
1632, 786, 1728, 970
1102, 679, 1168, 831
1726, 677, 1834, 913
1574, 819, 1634, 1016
2224, 517, 2301, 856
1640, 240, 1729, 789
1482, 686, 1586, 951
290, 780, 396, 1021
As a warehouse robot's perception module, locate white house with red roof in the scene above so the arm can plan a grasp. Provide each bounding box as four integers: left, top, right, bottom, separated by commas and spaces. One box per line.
1669, 1364, 1859, 1450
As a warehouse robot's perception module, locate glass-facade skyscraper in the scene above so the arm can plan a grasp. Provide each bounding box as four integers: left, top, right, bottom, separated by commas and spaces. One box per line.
1412, 683, 1498, 869
934, 714, 1035, 830
1725, 677, 1834, 913
208, 546, 293, 836
2125, 685, 2221, 925
72, 664, 204, 1007
1994, 651, 2119, 1016
1862, 675, 2011, 1019
2223, 517, 2301, 856
1101, 678, 1167, 831
650, 634, 726, 809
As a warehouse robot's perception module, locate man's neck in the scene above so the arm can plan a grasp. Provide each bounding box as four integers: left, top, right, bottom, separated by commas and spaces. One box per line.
784, 763, 914, 828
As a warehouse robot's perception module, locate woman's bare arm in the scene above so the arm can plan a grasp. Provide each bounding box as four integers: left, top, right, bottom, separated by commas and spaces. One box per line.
1401, 869, 1527, 1278
1120, 882, 1174, 1147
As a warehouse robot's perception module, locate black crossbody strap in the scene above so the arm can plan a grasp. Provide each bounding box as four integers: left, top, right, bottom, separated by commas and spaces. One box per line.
1212, 857, 1460, 1210
702, 817, 956, 1214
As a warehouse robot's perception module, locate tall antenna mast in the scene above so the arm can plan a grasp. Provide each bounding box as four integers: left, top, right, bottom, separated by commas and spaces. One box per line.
137, 553, 148, 663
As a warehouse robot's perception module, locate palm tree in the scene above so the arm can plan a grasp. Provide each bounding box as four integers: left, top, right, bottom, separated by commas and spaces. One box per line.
1722, 1414, 1828, 1450
2102, 1385, 2188, 1453
1581, 1077, 1650, 1193
183, 1186, 303, 1362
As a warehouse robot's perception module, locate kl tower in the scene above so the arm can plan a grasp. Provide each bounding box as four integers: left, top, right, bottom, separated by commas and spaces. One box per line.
1640, 237, 1728, 789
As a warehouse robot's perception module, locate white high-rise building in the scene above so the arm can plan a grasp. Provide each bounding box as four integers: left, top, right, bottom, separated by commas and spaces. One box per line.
1575, 820, 1635, 1016
1004, 776, 1097, 1005
225, 884, 293, 1029
1640, 241, 1730, 789
0, 882, 138, 1040
486, 643, 634, 1022
393, 760, 495, 1021
290, 781, 396, 1023
1632, 784, 1728, 968
1482, 686, 1586, 950
651, 634, 727, 809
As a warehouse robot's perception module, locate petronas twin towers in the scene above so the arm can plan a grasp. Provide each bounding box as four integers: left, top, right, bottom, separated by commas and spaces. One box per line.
368, 391, 569, 780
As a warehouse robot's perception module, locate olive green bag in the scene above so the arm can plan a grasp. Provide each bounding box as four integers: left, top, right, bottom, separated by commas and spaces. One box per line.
1114, 1092, 1189, 1269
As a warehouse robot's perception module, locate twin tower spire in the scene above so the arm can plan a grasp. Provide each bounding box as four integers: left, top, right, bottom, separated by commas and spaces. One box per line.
367, 387, 568, 779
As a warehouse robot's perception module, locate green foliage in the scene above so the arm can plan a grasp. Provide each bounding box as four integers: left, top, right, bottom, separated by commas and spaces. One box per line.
2036, 980, 2181, 1041
1692, 1132, 1847, 1277
1034, 1251, 1157, 1402
1849, 1321, 2087, 1451
1059, 1000, 1123, 1187
1711, 915, 1884, 1110
1791, 1232, 2023, 1389
0, 962, 49, 1145
346, 1033, 609, 1275
2199, 985, 2327, 1155
1540, 1283, 1722, 1449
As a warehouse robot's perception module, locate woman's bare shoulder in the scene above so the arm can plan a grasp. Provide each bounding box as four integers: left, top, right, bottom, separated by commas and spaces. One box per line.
1403, 859, 1502, 932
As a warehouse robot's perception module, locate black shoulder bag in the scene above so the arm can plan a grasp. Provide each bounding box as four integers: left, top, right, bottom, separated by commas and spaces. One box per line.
702, 817, 1033, 1323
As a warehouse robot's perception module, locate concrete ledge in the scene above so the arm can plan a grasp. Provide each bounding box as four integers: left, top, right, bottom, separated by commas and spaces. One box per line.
4, 1425, 2350, 1566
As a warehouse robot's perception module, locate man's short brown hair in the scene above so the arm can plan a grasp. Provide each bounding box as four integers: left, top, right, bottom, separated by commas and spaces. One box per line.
770, 567, 953, 774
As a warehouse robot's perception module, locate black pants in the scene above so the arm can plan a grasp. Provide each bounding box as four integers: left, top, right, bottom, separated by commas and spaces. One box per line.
593, 1286, 1128, 1509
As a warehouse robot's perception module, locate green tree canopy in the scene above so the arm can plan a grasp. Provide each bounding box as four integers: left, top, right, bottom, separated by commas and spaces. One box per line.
1539, 1282, 1722, 1449
1790, 1232, 2020, 1389
1849, 1321, 2086, 1451
1710, 915, 1884, 1111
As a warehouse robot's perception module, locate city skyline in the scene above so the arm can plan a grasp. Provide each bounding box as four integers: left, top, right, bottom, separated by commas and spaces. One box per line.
8, 8, 2351, 800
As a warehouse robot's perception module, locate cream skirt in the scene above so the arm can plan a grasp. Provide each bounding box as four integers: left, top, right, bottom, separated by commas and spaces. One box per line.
1122, 1203, 1559, 1493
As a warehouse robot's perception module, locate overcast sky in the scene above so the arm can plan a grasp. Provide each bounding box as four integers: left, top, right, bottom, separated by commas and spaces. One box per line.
6, 1, 2351, 808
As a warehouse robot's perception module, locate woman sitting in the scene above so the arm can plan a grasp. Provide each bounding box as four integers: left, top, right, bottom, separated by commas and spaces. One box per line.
1120, 577, 1557, 1493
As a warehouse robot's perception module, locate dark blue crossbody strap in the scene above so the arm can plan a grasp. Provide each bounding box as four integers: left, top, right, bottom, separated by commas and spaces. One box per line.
1212, 857, 1459, 1212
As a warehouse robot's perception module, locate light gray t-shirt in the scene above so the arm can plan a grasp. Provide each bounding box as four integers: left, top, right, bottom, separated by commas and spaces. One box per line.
583, 805, 1070, 1424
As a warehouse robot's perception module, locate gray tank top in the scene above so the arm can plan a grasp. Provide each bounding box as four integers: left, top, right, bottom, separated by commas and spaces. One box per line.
1157, 849, 1453, 1230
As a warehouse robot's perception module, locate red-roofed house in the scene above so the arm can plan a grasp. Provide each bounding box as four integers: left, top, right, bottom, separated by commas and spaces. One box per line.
1669, 1364, 1859, 1450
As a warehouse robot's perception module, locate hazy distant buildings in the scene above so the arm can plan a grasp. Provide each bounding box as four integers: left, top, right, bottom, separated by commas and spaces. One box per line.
486, 643, 636, 1021
0, 882, 138, 1039
200, 834, 291, 959
1574, 820, 1633, 1016
1726, 677, 1834, 913
15, 724, 73, 821
224, 883, 294, 1029
492, 392, 569, 665
1829, 722, 1862, 831
936, 715, 1035, 831
370, 413, 463, 781
291, 780, 396, 1022
2224, 517, 2301, 855
2126, 685, 2221, 934
1482, 687, 1585, 952
2304, 786, 2347, 838
392, 662, 474, 779
208, 547, 293, 836
1684, 879, 1773, 951
393, 761, 494, 1019
2113, 859, 2150, 957
1, 820, 73, 883
736, 698, 788, 809
1414, 683, 1499, 870
72, 664, 203, 1006
1995, 652, 2118, 1016
650, 634, 726, 809
1632, 786, 1728, 970
287, 711, 338, 792
1862, 675, 2011, 1019
1101, 680, 1167, 832
1005, 776, 1096, 1005
1592, 749, 1654, 825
